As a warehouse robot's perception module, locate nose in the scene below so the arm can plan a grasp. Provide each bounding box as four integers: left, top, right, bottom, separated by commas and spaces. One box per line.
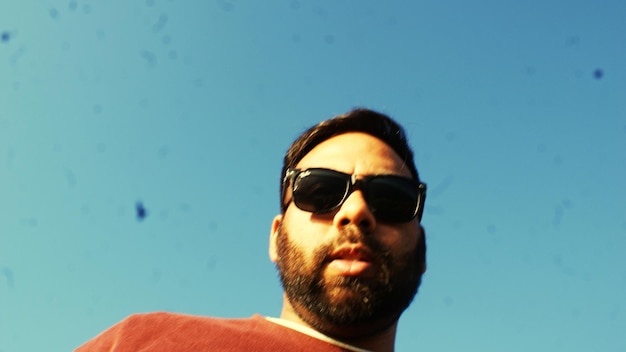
333, 190, 376, 232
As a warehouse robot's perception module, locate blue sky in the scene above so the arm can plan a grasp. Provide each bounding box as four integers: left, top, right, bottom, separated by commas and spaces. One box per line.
1, 1, 625, 351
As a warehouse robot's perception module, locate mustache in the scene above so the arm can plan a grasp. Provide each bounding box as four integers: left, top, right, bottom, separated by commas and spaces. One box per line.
314, 226, 393, 267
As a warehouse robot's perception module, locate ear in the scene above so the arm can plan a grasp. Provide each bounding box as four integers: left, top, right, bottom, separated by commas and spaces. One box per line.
269, 215, 282, 263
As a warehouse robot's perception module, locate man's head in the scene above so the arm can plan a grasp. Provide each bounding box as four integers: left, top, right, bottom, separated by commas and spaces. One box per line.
279, 109, 421, 210
269, 108, 427, 339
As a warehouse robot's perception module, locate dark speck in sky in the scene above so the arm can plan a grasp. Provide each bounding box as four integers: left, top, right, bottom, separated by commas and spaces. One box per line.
1, 267, 14, 288
141, 50, 157, 66
1, 31, 10, 42
313, 5, 328, 18
49, 8, 59, 19
158, 145, 170, 158
593, 69, 604, 79
64, 169, 77, 187
136, 202, 148, 221
82, 4, 93, 14
566, 35, 580, 46
217, 0, 234, 11
153, 14, 168, 32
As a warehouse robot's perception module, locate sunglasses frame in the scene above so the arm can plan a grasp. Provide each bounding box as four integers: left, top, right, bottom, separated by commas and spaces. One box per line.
281, 167, 427, 223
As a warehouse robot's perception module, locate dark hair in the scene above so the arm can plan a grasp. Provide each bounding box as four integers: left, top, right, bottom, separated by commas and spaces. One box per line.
280, 108, 422, 211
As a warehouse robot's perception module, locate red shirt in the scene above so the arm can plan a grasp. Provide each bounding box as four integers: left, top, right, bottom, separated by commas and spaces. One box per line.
76, 312, 362, 352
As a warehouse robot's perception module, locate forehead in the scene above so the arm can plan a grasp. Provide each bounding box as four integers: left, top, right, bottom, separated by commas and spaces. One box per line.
295, 132, 412, 177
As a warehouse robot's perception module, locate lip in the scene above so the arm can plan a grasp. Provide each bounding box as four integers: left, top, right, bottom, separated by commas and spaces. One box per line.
329, 246, 375, 261
326, 246, 377, 277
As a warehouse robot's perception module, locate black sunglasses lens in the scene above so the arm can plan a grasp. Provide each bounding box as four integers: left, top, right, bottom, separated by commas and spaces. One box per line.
366, 177, 419, 222
293, 171, 348, 213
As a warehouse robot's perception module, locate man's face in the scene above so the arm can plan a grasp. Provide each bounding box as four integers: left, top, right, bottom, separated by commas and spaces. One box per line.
270, 132, 426, 337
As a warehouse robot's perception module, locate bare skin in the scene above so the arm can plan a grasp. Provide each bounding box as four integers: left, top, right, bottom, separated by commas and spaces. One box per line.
269, 132, 426, 352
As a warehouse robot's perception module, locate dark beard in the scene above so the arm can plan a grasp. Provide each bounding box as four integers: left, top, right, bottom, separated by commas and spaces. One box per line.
275, 224, 424, 336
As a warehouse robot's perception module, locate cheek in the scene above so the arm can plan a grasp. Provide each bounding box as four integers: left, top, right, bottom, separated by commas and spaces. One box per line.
377, 222, 421, 254
278, 215, 329, 265
282, 209, 331, 249
277, 228, 334, 281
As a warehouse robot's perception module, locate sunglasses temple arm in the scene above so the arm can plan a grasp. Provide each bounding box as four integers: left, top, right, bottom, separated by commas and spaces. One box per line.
417, 183, 427, 221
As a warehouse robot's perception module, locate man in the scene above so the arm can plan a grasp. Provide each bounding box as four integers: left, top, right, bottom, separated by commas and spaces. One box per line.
76, 108, 427, 352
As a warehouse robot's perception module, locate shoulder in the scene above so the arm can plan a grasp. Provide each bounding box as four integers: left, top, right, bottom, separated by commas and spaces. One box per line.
76, 313, 352, 352
75, 312, 239, 351
117, 312, 277, 335
78, 312, 260, 344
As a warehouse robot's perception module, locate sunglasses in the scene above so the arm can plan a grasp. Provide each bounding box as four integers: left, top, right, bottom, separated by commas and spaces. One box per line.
282, 168, 426, 223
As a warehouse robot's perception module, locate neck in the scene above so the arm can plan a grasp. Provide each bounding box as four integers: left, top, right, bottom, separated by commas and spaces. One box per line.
279, 296, 398, 352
